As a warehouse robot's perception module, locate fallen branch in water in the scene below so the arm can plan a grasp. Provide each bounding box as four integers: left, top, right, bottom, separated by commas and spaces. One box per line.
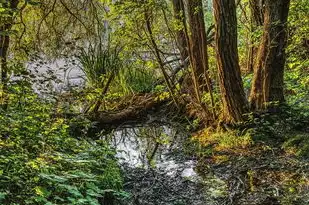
89, 95, 170, 127
53, 93, 180, 131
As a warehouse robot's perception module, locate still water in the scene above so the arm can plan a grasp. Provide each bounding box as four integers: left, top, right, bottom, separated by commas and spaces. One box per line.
107, 124, 225, 205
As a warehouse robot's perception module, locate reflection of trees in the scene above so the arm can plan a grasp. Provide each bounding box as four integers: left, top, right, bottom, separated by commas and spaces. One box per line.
112, 125, 177, 167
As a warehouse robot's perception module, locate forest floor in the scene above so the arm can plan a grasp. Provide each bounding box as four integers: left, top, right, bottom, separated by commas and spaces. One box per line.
195, 133, 309, 205
105, 106, 309, 205
89, 96, 309, 205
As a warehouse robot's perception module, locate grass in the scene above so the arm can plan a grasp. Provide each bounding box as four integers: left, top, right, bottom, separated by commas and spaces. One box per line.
193, 128, 253, 154
78, 43, 122, 89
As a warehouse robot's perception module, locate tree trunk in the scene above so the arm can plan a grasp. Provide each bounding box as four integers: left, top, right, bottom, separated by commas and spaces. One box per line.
172, 0, 215, 120
250, 0, 264, 26
0, 0, 19, 108
246, 0, 264, 73
213, 0, 248, 123
249, 0, 290, 110
186, 0, 211, 99
172, 0, 188, 65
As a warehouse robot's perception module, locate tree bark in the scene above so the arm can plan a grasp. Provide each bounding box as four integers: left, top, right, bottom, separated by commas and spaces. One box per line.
186, 0, 211, 97
250, 0, 264, 26
246, 0, 264, 73
213, 0, 248, 123
172, 0, 188, 65
249, 0, 290, 110
172, 0, 215, 120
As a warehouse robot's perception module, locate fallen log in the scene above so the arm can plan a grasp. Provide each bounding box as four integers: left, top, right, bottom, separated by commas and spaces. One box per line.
90, 95, 170, 128
54, 93, 188, 137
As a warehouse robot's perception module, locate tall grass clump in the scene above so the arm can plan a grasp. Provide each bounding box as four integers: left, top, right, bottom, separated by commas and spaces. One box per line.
116, 65, 157, 94
78, 42, 123, 90
78, 41, 158, 97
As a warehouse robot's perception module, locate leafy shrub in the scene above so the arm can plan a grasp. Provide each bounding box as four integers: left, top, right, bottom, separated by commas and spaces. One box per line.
285, 0, 309, 110
282, 133, 309, 157
0, 80, 126, 204
244, 105, 309, 142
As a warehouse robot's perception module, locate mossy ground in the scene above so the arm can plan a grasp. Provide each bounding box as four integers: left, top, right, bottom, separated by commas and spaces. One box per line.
192, 108, 309, 205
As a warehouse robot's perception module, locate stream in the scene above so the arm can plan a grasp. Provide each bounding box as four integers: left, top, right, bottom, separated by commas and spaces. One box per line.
108, 123, 228, 205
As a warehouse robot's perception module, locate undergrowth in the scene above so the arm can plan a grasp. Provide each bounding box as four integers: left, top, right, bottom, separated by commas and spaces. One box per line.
191, 105, 309, 205
0, 80, 127, 204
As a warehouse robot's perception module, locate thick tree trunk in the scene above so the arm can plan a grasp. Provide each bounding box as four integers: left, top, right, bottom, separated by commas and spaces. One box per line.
0, 0, 19, 108
249, 0, 290, 110
213, 0, 248, 123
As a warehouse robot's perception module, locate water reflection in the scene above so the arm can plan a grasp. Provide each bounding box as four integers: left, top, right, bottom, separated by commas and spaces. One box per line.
106, 125, 210, 204
107, 124, 229, 205
110, 125, 200, 181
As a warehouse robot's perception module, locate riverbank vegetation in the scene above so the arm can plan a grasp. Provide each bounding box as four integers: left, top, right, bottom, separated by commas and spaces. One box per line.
0, 0, 308, 204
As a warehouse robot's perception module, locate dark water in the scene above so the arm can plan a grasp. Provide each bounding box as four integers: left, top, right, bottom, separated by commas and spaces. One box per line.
108, 124, 227, 205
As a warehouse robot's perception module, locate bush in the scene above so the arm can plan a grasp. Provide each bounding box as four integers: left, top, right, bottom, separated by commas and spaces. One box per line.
0, 80, 126, 204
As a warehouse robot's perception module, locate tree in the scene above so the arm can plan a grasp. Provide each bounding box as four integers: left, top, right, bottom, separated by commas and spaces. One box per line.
249, 0, 291, 110
186, 0, 212, 103
246, 0, 264, 73
249, 0, 264, 26
172, 0, 188, 64
0, 0, 19, 108
213, 0, 248, 123
171, 0, 215, 119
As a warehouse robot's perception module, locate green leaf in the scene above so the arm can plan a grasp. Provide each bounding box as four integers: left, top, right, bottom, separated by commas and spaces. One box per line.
0, 192, 7, 200
39, 173, 68, 183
